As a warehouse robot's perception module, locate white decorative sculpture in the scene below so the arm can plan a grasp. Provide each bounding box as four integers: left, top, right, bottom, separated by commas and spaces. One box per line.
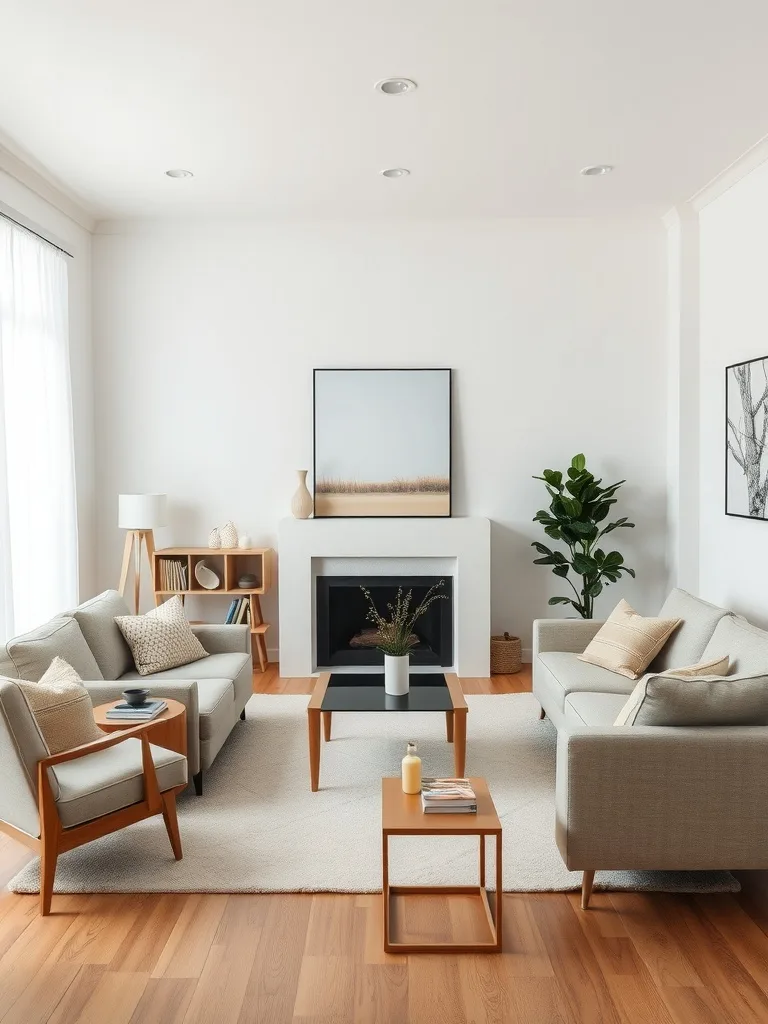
291, 470, 313, 519
238, 533, 252, 549
220, 521, 238, 548
208, 527, 221, 549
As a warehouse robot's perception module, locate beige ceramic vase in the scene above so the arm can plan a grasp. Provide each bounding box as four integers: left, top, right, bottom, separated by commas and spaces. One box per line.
291, 470, 313, 519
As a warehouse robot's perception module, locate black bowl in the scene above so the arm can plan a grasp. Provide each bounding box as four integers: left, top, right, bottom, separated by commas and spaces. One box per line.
122, 688, 150, 707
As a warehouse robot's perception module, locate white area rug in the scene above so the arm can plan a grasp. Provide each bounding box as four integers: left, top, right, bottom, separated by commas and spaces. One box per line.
9, 693, 738, 895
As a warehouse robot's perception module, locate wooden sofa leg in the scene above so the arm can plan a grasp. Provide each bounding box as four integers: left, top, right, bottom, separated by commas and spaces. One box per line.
538, 706, 546, 720
40, 831, 58, 916
161, 792, 183, 860
581, 870, 595, 910
193, 771, 203, 796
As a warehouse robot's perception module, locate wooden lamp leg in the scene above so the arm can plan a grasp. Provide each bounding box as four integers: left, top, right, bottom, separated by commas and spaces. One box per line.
118, 531, 134, 604
133, 531, 142, 615
142, 530, 159, 607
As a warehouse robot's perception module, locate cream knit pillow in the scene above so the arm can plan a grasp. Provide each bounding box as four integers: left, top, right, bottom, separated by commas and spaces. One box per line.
17, 657, 103, 754
578, 599, 681, 680
116, 595, 208, 676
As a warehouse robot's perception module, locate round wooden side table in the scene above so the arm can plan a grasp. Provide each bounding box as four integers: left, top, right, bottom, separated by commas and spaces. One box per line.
93, 698, 187, 757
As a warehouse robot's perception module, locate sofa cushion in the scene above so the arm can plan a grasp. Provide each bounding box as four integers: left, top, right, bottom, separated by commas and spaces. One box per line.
72, 590, 134, 681
197, 678, 236, 740
578, 599, 681, 679
52, 738, 187, 828
564, 692, 629, 728
649, 589, 730, 672
701, 616, 768, 677
16, 657, 103, 755
121, 652, 250, 684
537, 651, 635, 713
664, 655, 730, 678
2, 617, 103, 683
115, 596, 208, 676
616, 671, 768, 727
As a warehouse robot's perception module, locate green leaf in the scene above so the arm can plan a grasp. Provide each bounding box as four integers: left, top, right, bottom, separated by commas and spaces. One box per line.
531, 541, 555, 556
553, 564, 570, 578
571, 453, 586, 472
623, 567, 636, 578
572, 553, 599, 575
548, 596, 572, 606
544, 525, 563, 540
587, 581, 603, 597
533, 556, 557, 565
570, 521, 597, 536
603, 551, 624, 566
560, 496, 582, 518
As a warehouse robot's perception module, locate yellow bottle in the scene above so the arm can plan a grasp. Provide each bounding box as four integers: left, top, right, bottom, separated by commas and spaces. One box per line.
401, 741, 422, 794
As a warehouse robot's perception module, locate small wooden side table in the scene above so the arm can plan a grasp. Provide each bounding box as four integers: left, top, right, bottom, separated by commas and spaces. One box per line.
381, 776, 502, 953
93, 699, 187, 758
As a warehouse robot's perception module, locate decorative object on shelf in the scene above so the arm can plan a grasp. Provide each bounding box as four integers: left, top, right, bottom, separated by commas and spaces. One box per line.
122, 687, 150, 707
313, 368, 451, 518
220, 521, 239, 548
194, 560, 221, 590
361, 580, 447, 695
291, 470, 313, 519
238, 573, 258, 589
118, 493, 167, 614
238, 533, 252, 549
490, 633, 522, 675
726, 355, 768, 519
531, 453, 635, 619
401, 741, 422, 794
208, 527, 221, 549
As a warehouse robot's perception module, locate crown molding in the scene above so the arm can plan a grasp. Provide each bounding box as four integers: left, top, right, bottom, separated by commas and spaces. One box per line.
688, 132, 768, 213
0, 139, 96, 233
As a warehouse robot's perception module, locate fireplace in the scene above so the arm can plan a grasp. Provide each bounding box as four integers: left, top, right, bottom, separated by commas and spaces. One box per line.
316, 576, 453, 668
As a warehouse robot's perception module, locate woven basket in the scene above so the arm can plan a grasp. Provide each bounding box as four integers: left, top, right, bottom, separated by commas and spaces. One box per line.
490, 632, 522, 674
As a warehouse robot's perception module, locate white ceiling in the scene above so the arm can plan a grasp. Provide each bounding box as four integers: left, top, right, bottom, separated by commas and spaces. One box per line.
2, 1, 768, 220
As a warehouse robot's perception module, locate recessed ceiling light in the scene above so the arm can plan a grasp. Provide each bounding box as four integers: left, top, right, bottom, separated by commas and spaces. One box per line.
580, 164, 613, 176
165, 168, 194, 178
375, 78, 417, 95
380, 168, 410, 178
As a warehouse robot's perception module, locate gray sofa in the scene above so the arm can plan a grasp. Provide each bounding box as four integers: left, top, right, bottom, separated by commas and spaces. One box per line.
533, 588, 768, 907
0, 590, 252, 794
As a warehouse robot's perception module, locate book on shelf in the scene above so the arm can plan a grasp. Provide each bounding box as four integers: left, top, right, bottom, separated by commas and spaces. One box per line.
421, 778, 478, 814
106, 700, 167, 721
225, 599, 238, 624
235, 598, 249, 625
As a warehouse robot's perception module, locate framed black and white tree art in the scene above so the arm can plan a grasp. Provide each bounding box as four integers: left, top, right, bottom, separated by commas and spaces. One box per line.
726, 355, 768, 519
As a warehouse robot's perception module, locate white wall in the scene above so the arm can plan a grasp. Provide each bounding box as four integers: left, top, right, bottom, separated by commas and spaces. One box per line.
0, 169, 95, 598
92, 218, 669, 656
698, 158, 768, 625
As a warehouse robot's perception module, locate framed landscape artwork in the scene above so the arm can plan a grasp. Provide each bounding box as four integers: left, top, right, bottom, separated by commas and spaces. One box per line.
313, 368, 452, 518
726, 355, 768, 520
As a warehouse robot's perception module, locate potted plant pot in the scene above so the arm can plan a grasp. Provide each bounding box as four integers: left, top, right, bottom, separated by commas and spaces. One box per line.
384, 654, 410, 696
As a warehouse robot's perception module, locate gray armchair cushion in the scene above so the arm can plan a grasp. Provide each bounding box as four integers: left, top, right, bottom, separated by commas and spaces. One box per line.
0, 678, 51, 837
649, 589, 729, 672
52, 739, 187, 828
72, 590, 134, 680
1, 617, 103, 683
702, 615, 768, 676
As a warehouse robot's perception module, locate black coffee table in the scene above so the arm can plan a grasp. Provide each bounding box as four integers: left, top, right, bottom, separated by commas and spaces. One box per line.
306, 672, 468, 791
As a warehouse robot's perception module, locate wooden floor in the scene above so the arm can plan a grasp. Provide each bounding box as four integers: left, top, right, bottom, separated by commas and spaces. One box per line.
2, 666, 768, 1023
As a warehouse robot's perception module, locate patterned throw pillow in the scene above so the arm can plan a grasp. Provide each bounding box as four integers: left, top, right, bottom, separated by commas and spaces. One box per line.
115, 596, 208, 676
17, 657, 103, 754
578, 598, 681, 680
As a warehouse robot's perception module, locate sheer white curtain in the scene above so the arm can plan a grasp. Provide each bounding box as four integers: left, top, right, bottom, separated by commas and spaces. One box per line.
0, 216, 78, 639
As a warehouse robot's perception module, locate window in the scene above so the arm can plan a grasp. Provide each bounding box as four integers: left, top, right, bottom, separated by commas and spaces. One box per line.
0, 215, 78, 638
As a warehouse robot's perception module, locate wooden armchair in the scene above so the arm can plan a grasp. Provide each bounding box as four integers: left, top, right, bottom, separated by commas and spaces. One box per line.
0, 678, 187, 915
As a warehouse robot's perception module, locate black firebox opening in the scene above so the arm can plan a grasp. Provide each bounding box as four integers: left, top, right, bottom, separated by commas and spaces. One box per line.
316, 576, 453, 667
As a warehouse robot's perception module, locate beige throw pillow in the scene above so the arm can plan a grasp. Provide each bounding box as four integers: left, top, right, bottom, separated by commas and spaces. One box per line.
17, 657, 103, 754
663, 655, 730, 678
578, 599, 681, 680
115, 595, 208, 676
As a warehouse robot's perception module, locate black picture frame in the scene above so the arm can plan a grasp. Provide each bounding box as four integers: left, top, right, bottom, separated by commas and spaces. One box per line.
312, 368, 452, 519
725, 354, 768, 520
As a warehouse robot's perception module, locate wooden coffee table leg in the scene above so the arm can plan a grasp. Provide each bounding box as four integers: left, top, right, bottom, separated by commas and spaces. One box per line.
308, 708, 321, 791
479, 833, 486, 888
453, 709, 467, 776
323, 711, 332, 742
445, 710, 454, 742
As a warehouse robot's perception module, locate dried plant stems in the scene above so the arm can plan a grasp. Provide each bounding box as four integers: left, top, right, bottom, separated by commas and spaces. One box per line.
360, 581, 448, 657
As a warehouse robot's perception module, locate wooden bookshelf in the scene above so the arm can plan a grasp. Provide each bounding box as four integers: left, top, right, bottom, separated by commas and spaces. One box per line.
152, 547, 274, 672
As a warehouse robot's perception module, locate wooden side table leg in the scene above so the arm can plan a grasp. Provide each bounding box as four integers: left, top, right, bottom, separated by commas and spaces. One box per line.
445, 710, 454, 742
453, 709, 467, 777
495, 831, 503, 951
479, 833, 486, 889
382, 831, 390, 952
323, 711, 332, 741
308, 708, 321, 791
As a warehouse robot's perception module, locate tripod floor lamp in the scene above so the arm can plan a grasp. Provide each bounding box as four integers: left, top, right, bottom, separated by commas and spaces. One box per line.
118, 494, 167, 613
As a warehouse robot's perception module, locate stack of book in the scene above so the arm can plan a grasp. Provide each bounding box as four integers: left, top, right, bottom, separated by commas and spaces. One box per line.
421, 778, 478, 814
225, 597, 251, 624
158, 558, 188, 591
106, 699, 167, 722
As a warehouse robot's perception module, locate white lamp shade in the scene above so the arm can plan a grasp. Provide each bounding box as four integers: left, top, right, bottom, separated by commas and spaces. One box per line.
118, 494, 167, 530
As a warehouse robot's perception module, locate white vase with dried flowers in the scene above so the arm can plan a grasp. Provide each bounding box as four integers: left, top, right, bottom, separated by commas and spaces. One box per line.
361, 581, 447, 696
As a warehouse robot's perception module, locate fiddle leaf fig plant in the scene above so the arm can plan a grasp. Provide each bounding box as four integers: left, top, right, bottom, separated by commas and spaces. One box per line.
532, 453, 636, 619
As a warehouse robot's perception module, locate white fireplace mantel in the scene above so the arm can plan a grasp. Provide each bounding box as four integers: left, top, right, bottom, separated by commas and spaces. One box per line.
277, 517, 491, 677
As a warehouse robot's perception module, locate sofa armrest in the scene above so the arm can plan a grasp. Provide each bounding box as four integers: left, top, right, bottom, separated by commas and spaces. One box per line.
83, 679, 201, 776
556, 725, 768, 870
191, 624, 251, 656
533, 618, 605, 656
